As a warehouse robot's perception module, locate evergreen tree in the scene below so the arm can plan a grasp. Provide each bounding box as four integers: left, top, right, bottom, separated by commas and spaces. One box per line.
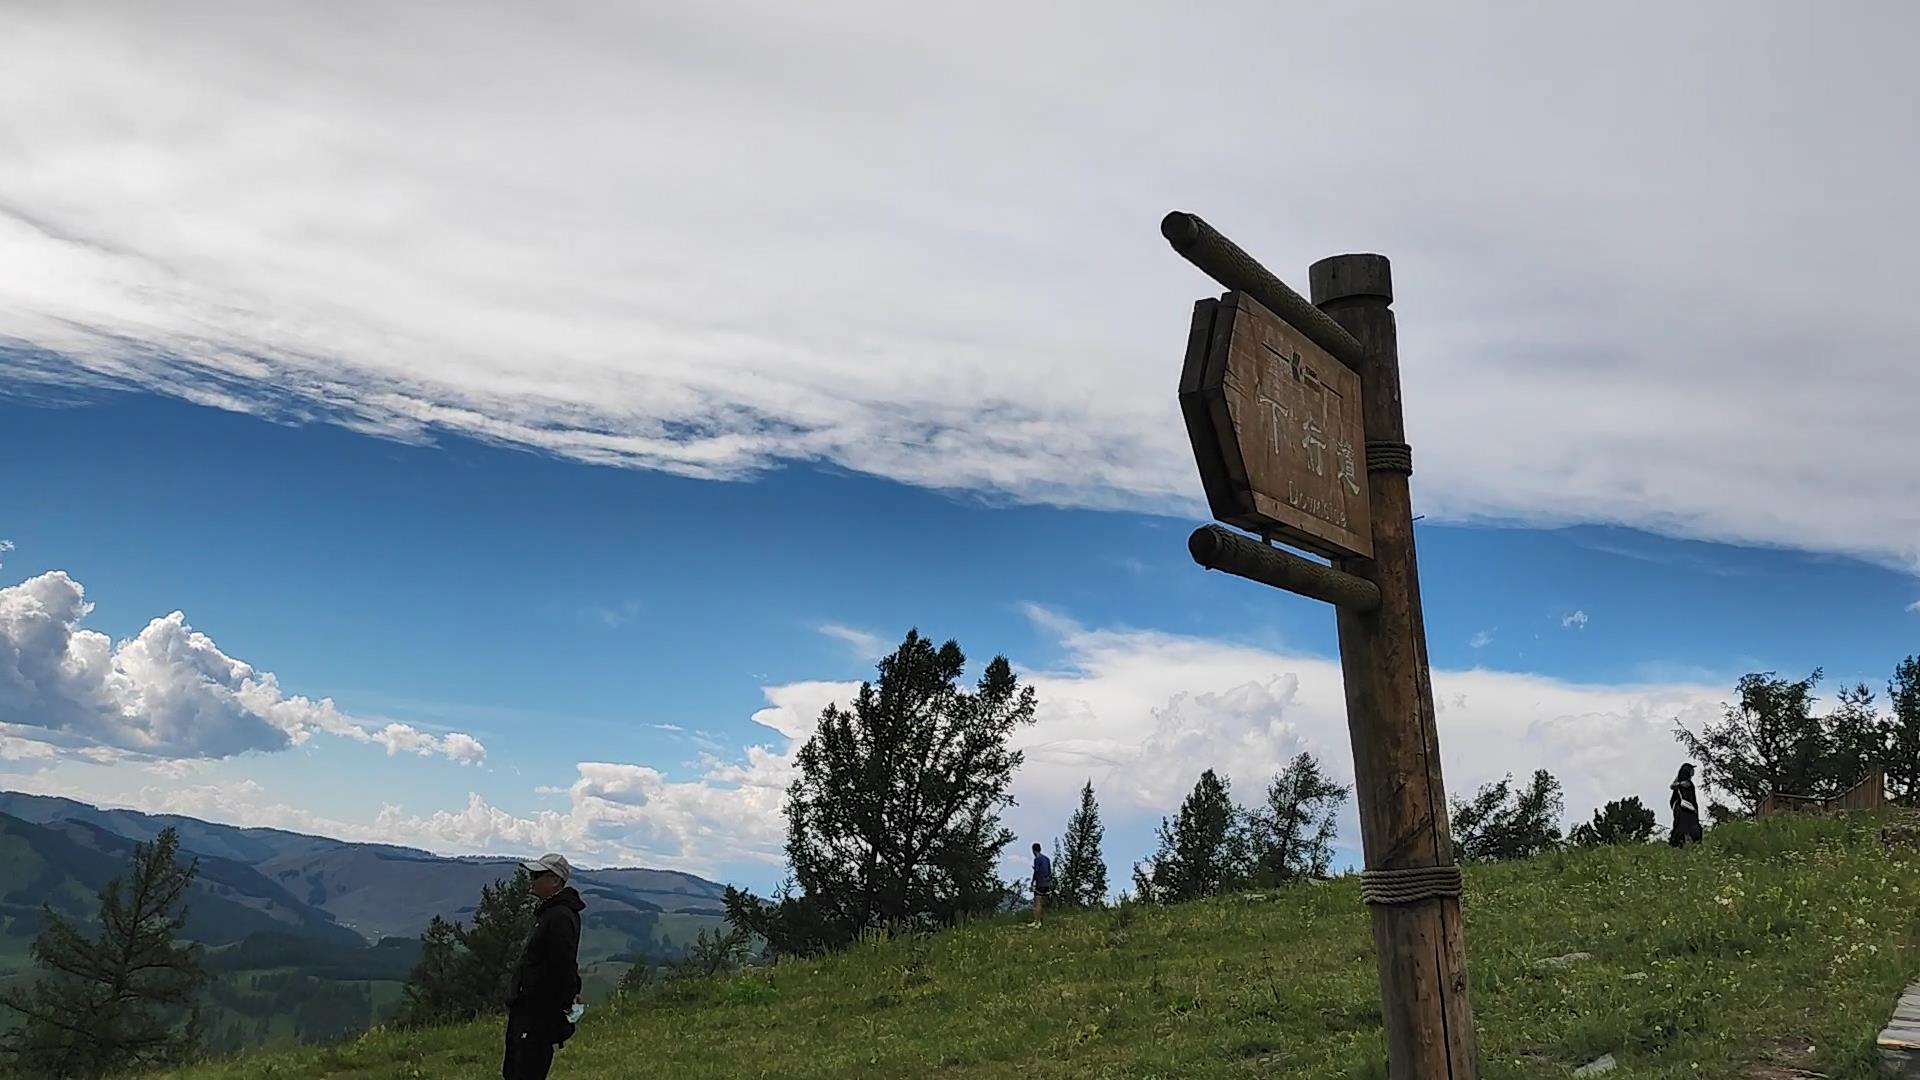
395, 916, 464, 1026
1246, 753, 1348, 884
616, 955, 656, 996
458, 871, 537, 1004
1052, 781, 1109, 909
726, 630, 1038, 955
1450, 770, 1564, 862
396, 870, 535, 1027
1568, 796, 1658, 847
1888, 657, 1920, 804
1134, 769, 1245, 903
0, 827, 206, 1078
1815, 682, 1885, 796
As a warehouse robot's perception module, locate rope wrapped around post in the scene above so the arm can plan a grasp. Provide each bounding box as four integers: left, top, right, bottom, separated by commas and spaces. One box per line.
1359, 864, 1463, 906
1365, 440, 1413, 476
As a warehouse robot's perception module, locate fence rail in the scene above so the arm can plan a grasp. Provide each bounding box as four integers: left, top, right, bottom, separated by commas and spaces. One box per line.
1757, 768, 1886, 817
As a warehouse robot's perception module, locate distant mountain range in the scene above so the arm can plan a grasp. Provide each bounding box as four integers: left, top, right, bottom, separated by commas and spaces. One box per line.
0, 791, 728, 942
0, 790, 733, 1052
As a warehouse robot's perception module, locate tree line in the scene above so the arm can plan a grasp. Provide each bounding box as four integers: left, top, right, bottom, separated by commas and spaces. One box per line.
9, 636, 1914, 1075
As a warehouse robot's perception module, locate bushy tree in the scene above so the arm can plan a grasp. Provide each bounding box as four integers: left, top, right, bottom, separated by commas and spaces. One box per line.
1675, 669, 1891, 809
1052, 781, 1109, 909
0, 827, 206, 1078
1133, 769, 1245, 903
726, 630, 1038, 956
1245, 752, 1348, 884
1569, 796, 1658, 847
1451, 770, 1564, 862
396, 869, 535, 1027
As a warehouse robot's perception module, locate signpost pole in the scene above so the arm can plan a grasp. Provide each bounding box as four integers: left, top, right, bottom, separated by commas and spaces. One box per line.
1311, 254, 1479, 1079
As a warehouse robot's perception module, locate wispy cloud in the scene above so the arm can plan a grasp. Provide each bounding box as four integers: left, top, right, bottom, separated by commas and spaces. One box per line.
1908, 600, 1920, 614
818, 623, 886, 661
1469, 629, 1496, 649
1562, 610, 1590, 630
3, 5, 1919, 566
650, 723, 685, 733
591, 600, 643, 629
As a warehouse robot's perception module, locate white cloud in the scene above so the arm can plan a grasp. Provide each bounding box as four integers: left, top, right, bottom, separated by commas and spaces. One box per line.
0, 541, 13, 568
1469, 629, 1495, 649
2, 4, 1918, 565
1562, 610, 1590, 630
1006, 615, 1726, 848
818, 624, 885, 661
1908, 600, 1920, 614
593, 600, 643, 629
168, 613, 1723, 879
0, 571, 484, 765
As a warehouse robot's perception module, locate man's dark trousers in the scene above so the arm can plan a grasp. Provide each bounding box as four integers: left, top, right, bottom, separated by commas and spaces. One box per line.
502, 1007, 556, 1080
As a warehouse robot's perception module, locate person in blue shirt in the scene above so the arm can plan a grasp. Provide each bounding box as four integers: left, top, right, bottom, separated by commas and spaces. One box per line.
1030, 842, 1052, 926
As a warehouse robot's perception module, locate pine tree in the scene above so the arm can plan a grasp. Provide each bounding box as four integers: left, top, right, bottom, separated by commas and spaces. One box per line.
459, 871, 537, 1005
1818, 682, 1888, 796
616, 955, 656, 996
1052, 781, 1109, 909
395, 916, 465, 1026
396, 869, 535, 1027
1888, 657, 1920, 804
0, 827, 206, 1078
1246, 752, 1348, 884
1134, 770, 1245, 903
726, 630, 1038, 954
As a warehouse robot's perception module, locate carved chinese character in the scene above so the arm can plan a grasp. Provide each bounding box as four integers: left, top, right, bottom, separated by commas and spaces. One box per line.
1337, 439, 1362, 496
1301, 416, 1326, 476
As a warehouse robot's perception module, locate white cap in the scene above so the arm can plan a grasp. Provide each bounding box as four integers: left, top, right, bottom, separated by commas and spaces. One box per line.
521, 853, 572, 883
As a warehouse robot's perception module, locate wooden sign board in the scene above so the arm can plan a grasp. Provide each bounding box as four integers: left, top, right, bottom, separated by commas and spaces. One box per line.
1180, 292, 1373, 560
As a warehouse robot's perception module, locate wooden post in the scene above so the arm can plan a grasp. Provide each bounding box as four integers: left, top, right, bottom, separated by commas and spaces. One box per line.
1311, 254, 1479, 1079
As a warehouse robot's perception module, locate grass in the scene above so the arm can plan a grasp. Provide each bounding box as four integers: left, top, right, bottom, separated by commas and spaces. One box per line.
152, 813, 1920, 1079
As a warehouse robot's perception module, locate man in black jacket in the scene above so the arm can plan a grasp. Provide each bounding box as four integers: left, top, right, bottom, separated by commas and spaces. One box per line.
503, 853, 585, 1080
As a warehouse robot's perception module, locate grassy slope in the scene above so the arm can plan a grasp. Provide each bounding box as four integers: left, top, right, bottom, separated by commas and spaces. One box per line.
156, 813, 1920, 1080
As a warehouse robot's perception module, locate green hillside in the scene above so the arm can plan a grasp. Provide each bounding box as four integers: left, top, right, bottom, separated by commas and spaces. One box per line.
0, 793, 732, 1056
151, 812, 1920, 1079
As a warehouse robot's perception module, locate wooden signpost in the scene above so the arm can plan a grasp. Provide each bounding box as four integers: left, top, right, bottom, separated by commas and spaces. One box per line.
1165, 210, 1479, 1080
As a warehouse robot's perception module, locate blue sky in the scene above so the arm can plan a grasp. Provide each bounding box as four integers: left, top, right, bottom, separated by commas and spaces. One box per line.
2, 2, 1917, 891
4, 389, 1912, 888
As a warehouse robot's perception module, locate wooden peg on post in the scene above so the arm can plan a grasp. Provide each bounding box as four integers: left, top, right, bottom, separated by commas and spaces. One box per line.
1311, 254, 1479, 1079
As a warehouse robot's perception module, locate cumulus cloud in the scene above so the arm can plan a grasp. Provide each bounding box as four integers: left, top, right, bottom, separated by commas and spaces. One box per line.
0, 571, 484, 765
2, 3, 1918, 565
1007, 614, 1726, 847
1563, 610, 1590, 630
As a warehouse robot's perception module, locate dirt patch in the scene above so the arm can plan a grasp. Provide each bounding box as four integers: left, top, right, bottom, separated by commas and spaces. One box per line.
1746, 1035, 1828, 1079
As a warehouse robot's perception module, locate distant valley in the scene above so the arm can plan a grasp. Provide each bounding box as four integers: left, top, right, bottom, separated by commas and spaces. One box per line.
0, 791, 731, 1053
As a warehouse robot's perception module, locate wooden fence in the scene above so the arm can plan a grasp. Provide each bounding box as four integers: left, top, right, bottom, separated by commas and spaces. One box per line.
1757, 767, 1886, 817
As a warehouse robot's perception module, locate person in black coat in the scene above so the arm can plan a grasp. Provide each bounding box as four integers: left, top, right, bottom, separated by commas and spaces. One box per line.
1669, 763, 1704, 847
503, 853, 585, 1080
